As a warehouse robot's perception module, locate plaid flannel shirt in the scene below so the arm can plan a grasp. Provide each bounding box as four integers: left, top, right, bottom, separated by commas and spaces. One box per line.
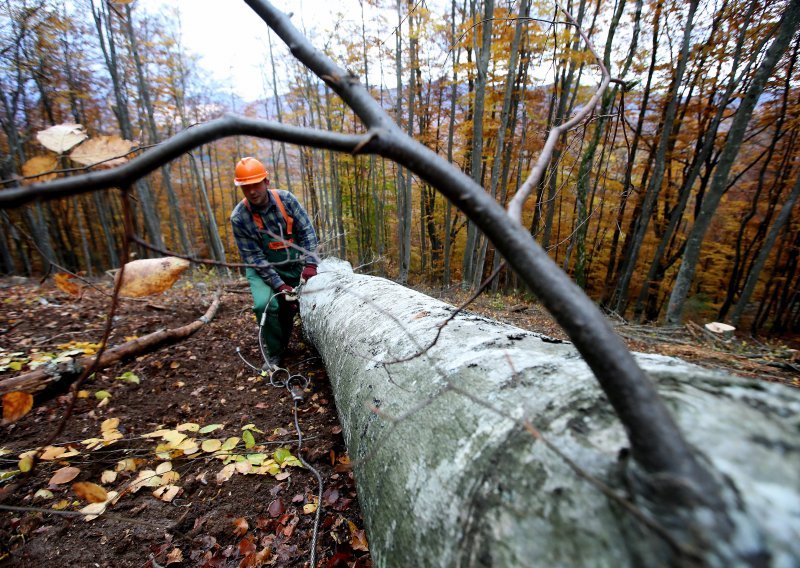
230, 189, 318, 289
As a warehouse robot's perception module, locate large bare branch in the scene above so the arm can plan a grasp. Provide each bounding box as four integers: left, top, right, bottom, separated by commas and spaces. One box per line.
242, 0, 720, 497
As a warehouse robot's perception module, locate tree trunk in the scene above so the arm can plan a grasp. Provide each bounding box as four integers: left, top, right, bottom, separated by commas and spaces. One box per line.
299, 259, 799, 566
666, 0, 800, 323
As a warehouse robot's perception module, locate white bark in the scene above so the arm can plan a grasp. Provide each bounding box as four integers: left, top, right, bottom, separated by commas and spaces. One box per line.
299, 259, 799, 567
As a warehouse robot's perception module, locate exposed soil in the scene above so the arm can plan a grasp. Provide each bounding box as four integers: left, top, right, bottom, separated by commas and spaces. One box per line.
0, 275, 797, 568
0, 277, 371, 567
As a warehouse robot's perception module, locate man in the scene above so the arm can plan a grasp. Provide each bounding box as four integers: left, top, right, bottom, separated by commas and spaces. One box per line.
230, 157, 318, 369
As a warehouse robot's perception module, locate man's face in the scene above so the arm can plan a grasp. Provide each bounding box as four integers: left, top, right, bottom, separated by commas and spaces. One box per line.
241, 179, 269, 207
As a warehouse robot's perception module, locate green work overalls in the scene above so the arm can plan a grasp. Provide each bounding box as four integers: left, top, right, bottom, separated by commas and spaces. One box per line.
243, 191, 303, 358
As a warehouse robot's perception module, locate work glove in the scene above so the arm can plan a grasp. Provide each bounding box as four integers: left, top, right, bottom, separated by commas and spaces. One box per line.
277, 284, 299, 313
301, 264, 317, 283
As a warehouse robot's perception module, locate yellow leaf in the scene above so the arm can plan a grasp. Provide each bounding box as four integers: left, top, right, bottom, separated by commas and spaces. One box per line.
201, 439, 222, 453
116, 458, 138, 472
22, 155, 59, 184
39, 446, 66, 460
303, 502, 317, 515
176, 422, 200, 432
115, 257, 190, 298
49, 466, 81, 485
18, 457, 33, 472
220, 437, 240, 451
94, 390, 111, 400
155, 461, 173, 475
72, 481, 108, 503
77, 390, 90, 399
162, 430, 187, 446
53, 499, 70, 510
69, 135, 135, 168
101, 418, 120, 432
161, 471, 180, 485
54, 272, 81, 297
36, 123, 88, 153
3, 392, 34, 423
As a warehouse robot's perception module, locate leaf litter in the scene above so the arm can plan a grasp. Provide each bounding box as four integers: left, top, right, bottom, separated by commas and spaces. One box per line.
0, 277, 370, 566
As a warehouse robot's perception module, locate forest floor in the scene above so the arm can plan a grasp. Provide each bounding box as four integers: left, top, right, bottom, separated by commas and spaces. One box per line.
0, 273, 797, 568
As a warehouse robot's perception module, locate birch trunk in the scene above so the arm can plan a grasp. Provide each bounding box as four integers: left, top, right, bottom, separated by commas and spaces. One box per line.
299, 259, 800, 567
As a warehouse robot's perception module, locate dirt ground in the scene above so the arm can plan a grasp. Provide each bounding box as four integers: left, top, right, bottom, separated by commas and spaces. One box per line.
0, 274, 797, 567
0, 276, 370, 567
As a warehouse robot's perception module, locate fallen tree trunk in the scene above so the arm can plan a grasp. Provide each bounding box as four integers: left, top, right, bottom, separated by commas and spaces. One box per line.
0, 291, 221, 397
299, 260, 800, 567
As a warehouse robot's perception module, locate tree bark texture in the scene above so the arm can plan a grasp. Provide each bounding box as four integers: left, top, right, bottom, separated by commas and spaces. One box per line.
299, 260, 799, 567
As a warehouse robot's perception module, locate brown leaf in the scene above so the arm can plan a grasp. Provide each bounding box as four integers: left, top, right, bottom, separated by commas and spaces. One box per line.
116, 257, 191, 298
238, 534, 256, 557
36, 123, 88, 153
21, 155, 58, 184
54, 273, 81, 297
232, 517, 249, 537
350, 528, 369, 552
267, 498, 284, 518
165, 547, 183, 565
49, 466, 81, 485
72, 481, 108, 503
3, 392, 33, 423
69, 135, 136, 168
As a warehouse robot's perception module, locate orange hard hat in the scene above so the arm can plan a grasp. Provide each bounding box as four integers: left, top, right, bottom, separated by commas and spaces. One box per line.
234, 157, 268, 186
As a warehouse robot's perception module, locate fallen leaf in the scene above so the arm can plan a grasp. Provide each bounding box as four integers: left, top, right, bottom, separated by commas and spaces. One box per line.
36, 123, 88, 153
232, 517, 249, 537
34, 488, 54, 500
39, 446, 66, 460
274, 472, 290, 481
216, 463, 236, 484
268, 498, 284, 518
17, 457, 32, 473
153, 484, 181, 502
116, 257, 190, 298
115, 371, 140, 384
155, 461, 173, 475
100, 470, 117, 484
243, 430, 256, 449
69, 134, 135, 168
201, 439, 222, 453
94, 390, 111, 400
54, 272, 81, 296
49, 466, 81, 485
73, 481, 108, 503
350, 526, 369, 552
3, 392, 34, 423
165, 547, 183, 565
176, 422, 200, 432
303, 502, 317, 515
160, 471, 180, 485
199, 423, 224, 434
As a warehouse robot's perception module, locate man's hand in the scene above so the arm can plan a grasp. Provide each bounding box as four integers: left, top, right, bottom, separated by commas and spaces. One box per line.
276, 284, 299, 313
301, 265, 317, 283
